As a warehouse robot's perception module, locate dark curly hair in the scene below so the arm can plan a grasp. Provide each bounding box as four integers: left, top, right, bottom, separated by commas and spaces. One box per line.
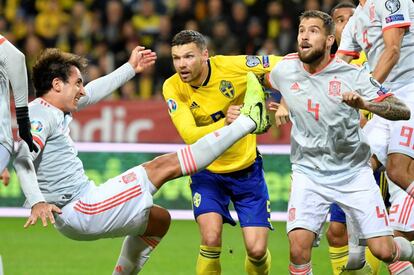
32, 48, 88, 97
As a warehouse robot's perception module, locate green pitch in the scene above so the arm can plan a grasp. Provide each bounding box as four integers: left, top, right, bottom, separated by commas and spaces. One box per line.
0, 218, 388, 274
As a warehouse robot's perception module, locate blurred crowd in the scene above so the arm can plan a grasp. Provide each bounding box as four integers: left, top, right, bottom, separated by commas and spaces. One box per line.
0, 0, 354, 99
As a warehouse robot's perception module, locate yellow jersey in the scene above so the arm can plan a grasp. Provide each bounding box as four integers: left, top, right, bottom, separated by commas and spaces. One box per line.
163, 55, 282, 173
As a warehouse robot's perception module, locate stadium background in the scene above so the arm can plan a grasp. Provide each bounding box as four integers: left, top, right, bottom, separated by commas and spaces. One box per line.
0, 0, 390, 274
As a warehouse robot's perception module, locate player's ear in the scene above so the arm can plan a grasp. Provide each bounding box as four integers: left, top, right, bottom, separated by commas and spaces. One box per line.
327, 34, 335, 48
52, 77, 63, 92
202, 48, 209, 62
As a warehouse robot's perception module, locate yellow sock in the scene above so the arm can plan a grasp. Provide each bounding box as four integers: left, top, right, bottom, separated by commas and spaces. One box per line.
196, 245, 221, 275
366, 247, 381, 275
245, 249, 271, 275
329, 245, 349, 275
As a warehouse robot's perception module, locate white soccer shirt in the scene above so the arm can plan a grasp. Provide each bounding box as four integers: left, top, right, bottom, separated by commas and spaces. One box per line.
27, 63, 135, 207
268, 54, 385, 185
0, 35, 29, 154
338, 0, 414, 87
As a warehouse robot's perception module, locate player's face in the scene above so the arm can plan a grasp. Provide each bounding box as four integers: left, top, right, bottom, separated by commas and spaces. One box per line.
60, 66, 85, 112
297, 18, 333, 64
332, 7, 354, 44
171, 42, 208, 85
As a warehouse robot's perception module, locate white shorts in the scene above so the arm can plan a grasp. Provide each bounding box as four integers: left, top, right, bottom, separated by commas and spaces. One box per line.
0, 144, 10, 172
287, 167, 393, 240
363, 83, 414, 166
389, 183, 414, 232
54, 165, 153, 241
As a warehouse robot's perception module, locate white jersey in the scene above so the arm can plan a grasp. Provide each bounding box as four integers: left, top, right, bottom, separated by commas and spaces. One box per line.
268, 54, 386, 185
338, 0, 414, 87
28, 63, 135, 207
0, 35, 29, 154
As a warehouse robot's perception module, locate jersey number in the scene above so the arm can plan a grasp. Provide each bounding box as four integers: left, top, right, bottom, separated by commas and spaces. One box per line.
307, 99, 320, 121
376, 206, 389, 226
399, 126, 414, 149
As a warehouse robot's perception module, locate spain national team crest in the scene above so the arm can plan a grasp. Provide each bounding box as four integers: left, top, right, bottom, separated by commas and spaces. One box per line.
219, 80, 235, 99
193, 192, 201, 208
122, 171, 137, 184
328, 79, 341, 97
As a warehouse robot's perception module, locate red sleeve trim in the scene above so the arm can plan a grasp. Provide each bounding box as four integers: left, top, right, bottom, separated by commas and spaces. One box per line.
32, 135, 44, 149
337, 50, 360, 58
0, 37, 6, 45
383, 22, 411, 33
373, 93, 393, 103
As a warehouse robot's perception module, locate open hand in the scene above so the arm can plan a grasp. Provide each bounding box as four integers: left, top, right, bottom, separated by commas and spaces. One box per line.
225, 105, 242, 125
24, 202, 62, 228
0, 168, 10, 186
128, 46, 157, 73
269, 102, 290, 127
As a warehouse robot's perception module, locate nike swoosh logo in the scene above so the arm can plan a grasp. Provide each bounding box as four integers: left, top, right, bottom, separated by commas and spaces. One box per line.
254, 102, 263, 127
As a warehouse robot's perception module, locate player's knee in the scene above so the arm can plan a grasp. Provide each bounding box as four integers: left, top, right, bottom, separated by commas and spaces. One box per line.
369, 243, 394, 263
289, 244, 311, 263
246, 245, 267, 260
201, 232, 221, 247
145, 206, 171, 237
326, 224, 347, 247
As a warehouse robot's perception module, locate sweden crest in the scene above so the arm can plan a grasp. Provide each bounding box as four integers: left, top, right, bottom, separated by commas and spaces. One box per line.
193, 192, 201, 208
219, 80, 235, 99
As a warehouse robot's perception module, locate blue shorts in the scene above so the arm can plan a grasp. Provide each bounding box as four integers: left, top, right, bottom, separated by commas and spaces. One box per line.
330, 169, 390, 223
190, 156, 272, 229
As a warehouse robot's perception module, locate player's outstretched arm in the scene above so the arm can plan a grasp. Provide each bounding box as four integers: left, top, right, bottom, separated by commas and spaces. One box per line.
342, 92, 410, 121
1, 38, 36, 152
78, 46, 157, 109
13, 141, 62, 228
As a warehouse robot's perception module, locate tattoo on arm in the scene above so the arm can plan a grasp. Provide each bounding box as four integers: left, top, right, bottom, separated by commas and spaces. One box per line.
365, 96, 411, 121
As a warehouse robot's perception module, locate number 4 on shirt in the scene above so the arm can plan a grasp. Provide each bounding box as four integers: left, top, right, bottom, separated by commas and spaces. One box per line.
307, 99, 319, 121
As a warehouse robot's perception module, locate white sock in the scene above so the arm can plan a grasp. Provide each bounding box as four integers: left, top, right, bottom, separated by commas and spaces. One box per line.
388, 261, 414, 275
394, 237, 414, 263
346, 245, 366, 269
289, 262, 313, 275
0, 255, 3, 275
113, 235, 161, 274
177, 115, 255, 175
346, 219, 366, 270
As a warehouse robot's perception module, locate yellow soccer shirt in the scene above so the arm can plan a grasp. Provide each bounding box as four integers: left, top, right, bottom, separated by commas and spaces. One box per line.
163, 55, 282, 173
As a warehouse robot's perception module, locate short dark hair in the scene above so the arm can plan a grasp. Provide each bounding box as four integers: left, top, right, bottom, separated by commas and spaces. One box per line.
32, 48, 88, 97
299, 10, 335, 35
331, 2, 356, 15
171, 30, 207, 50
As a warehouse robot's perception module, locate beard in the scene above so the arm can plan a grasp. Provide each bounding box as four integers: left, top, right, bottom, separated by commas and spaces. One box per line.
298, 44, 326, 64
